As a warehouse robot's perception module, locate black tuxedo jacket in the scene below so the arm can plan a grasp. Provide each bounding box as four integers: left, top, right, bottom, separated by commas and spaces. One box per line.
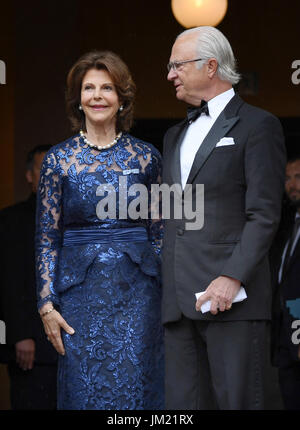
0, 194, 57, 364
162, 94, 286, 324
271, 216, 300, 367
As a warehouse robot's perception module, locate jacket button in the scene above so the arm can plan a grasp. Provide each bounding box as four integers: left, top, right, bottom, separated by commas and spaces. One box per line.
177, 228, 184, 236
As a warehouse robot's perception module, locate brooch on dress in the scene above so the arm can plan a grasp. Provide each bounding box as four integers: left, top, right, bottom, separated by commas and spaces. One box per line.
122, 169, 139, 175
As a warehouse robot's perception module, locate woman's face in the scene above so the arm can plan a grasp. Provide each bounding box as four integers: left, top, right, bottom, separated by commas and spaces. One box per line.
81, 68, 120, 130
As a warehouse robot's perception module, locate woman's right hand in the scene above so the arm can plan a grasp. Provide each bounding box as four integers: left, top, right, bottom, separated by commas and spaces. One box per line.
40, 304, 75, 356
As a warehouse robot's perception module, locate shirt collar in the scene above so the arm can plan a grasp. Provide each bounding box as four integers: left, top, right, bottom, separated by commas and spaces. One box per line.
207, 88, 235, 120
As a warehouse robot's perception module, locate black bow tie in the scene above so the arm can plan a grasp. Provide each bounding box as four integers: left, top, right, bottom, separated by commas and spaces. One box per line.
187, 101, 209, 123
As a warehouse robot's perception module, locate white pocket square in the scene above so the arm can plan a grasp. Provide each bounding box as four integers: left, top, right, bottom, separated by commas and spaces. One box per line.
216, 137, 235, 147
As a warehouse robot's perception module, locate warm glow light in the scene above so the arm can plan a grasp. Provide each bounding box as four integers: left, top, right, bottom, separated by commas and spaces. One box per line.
171, 0, 228, 28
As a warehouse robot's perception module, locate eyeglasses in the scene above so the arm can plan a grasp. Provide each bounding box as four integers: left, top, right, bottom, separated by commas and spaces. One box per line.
167, 58, 204, 72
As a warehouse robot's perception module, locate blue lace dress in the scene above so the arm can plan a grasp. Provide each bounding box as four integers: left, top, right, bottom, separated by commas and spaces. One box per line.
35, 133, 164, 410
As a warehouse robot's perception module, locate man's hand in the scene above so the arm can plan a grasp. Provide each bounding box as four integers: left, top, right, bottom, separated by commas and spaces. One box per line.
15, 339, 35, 371
195, 276, 241, 315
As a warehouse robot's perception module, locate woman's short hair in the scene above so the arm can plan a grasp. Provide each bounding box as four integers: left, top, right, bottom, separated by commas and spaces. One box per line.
66, 50, 136, 133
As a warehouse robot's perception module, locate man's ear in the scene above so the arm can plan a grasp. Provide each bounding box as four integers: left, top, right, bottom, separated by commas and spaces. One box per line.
207, 58, 218, 79
25, 169, 33, 185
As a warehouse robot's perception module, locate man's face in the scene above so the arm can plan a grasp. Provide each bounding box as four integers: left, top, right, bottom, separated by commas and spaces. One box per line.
26, 151, 47, 193
167, 34, 209, 106
285, 160, 300, 207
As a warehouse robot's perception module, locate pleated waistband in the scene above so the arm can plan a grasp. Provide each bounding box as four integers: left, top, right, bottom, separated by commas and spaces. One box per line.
63, 226, 148, 247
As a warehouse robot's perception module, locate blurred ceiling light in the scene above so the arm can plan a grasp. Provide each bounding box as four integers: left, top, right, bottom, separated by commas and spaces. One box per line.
171, 0, 228, 28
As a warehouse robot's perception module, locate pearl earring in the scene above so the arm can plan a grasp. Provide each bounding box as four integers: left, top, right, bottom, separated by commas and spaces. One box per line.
119, 105, 124, 112
79, 104, 83, 110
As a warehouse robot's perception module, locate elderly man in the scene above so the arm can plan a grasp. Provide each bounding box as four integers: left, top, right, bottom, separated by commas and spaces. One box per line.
162, 26, 286, 410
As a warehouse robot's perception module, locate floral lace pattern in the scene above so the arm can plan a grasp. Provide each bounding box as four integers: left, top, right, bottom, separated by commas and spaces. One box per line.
35, 133, 164, 409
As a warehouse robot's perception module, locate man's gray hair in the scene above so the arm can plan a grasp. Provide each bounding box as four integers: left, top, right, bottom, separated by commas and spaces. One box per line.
177, 26, 241, 85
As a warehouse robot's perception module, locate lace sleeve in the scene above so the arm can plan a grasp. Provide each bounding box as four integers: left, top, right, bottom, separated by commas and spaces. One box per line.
35, 150, 63, 310
147, 147, 163, 255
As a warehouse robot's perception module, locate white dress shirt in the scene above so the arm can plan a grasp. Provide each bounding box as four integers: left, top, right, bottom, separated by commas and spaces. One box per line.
180, 88, 235, 189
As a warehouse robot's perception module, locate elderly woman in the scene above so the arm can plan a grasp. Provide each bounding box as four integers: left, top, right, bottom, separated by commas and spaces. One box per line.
35, 51, 164, 410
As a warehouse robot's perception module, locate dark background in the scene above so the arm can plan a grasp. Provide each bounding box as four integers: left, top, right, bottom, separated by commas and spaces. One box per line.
0, 0, 300, 206
0, 0, 300, 410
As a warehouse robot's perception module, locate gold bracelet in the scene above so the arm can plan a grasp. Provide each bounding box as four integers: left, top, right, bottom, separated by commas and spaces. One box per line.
40, 307, 54, 318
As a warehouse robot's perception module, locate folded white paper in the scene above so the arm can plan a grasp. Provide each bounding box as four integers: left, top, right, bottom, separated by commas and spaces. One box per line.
195, 287, 247, 313
216, 137, 235, 147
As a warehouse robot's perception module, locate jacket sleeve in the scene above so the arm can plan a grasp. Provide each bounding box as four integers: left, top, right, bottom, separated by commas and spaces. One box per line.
0, 208, 35, 345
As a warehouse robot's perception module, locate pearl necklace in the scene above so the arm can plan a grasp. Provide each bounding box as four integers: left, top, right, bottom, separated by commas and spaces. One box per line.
80, 130, 122, 150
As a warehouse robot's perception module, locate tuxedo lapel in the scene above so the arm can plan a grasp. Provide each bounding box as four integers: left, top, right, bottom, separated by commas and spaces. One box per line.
168, 120, 188, 187
185, 94, 243, 187
283, 235, 300, 276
